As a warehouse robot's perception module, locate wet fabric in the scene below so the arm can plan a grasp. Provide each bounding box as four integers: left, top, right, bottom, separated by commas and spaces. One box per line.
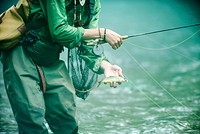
1, 0, 106, 133
29, 0, 84, 48
21, 29, 63, 66
1, 45, 78, 133
28, 0, 105, 73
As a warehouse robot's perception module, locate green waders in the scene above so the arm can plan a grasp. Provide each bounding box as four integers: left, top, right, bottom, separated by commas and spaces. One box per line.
2, 45, 78, 134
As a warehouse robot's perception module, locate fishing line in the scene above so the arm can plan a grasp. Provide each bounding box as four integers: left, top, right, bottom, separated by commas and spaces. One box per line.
127, 79, 193, 130
124, 29, 200, 51
121, 45, 200, 119
143, 35, 199, 63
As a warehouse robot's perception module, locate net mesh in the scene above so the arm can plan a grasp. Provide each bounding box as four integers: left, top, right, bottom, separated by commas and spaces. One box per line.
68, 44, 98, 100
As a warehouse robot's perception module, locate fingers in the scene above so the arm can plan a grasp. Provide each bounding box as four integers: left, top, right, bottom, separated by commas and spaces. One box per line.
108, 79, 123, 88
117, 68, 124, 78
106, 65, 124, 88
111, 37, 123, 50
109, 81, 117, 88
105, 29, 126, 50
112, 65, 124, 77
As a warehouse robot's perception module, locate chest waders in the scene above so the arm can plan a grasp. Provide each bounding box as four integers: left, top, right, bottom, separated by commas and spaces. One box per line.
0, 0, 102, 133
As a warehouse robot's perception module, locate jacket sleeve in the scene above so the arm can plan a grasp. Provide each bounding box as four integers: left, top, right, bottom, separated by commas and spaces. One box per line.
41, 0, 84, 48
79, 0, 109, 74
87, 0, 101, 29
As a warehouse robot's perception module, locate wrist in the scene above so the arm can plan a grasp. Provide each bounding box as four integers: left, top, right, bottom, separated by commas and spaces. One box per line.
103, 28, 106, 41
100, 60, 112, 70
82, 28, 107, 41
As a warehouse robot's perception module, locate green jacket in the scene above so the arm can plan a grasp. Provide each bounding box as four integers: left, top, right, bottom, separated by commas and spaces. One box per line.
28, 0, 107, 73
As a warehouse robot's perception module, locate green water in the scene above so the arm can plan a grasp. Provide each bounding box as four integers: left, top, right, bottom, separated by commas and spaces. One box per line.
0, 0, 200, 133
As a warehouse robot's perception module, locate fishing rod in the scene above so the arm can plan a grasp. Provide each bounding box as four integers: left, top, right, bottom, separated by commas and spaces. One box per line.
127, 23, 200, 38
87, 23, 200, 45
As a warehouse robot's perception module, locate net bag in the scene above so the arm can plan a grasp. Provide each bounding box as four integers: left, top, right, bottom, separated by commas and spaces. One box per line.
68, 44, 98, 100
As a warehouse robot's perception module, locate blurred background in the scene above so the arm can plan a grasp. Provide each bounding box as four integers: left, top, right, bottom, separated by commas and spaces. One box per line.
0, 0, 200, 133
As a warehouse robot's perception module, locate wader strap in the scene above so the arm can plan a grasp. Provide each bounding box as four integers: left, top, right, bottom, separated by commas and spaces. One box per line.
36, 65, 46, 93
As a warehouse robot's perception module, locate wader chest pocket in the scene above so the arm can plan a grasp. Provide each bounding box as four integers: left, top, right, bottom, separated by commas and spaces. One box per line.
22, 30, 62, 66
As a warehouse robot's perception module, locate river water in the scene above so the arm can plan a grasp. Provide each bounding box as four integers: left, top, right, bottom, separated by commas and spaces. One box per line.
0, 0, 200, 133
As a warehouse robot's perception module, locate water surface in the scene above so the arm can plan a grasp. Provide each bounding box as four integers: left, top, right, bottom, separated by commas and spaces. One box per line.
0, 0, 200, 133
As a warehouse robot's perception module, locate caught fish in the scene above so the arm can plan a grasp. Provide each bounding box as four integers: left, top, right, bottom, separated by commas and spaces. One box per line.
100, 76, 127, 85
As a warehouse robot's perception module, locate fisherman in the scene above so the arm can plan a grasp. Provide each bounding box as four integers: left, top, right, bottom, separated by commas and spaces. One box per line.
1, 0, 127, 133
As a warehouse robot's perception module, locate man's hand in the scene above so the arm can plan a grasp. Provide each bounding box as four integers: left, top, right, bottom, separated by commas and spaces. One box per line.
104, 29, 128, 50
83, 28, 128, 49
100, 60, 124, 88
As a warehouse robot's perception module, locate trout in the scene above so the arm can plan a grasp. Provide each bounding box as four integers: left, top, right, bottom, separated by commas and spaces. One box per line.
101, 76, 127, 85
